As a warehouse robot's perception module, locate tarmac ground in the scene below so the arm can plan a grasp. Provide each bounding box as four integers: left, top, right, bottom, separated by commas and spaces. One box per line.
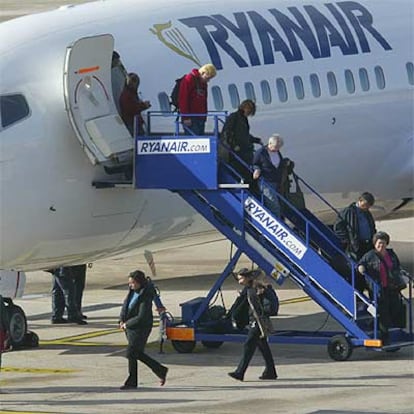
1, 237, 413, 414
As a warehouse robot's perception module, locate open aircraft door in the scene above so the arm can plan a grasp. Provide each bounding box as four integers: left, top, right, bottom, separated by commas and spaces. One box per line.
64, 34, 133, 165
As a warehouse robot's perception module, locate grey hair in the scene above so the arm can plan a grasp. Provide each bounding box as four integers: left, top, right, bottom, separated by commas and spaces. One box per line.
268, 133, 283, 147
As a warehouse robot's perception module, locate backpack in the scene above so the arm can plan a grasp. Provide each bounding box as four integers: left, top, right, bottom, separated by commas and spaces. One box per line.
170, 75, 185, 111
262, 285, 279, 317
170, 73, 200, 112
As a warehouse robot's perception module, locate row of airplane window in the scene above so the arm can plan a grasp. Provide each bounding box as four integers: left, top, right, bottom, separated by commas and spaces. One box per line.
158, 62, 414, 111
1, 63, 413, 130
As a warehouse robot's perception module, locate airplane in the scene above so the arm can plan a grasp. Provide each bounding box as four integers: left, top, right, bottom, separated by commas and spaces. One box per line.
0, 0, 412, 345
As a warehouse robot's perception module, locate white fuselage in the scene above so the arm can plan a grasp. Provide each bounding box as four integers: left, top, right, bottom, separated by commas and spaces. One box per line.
0, 0, 412, 270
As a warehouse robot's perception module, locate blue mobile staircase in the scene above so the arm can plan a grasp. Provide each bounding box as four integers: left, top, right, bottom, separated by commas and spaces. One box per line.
109, 112, 414, 360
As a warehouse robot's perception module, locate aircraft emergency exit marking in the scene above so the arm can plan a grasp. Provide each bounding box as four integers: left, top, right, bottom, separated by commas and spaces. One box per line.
178, 1, 392, 69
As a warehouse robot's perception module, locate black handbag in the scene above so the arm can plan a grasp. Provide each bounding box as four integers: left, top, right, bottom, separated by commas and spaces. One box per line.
285, 174, 306, 210
389, 269, 408, 291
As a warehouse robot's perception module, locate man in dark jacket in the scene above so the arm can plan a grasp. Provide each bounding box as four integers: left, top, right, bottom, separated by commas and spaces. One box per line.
119, 270, 168, 390
334, 192, 376, 260
334, 192, 377, 292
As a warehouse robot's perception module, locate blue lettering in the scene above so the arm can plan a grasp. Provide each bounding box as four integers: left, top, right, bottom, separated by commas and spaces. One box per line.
213, 13, 261, 66
177, 2, 391, 68
268, 224, 279, 233
325, 3, 358, 54
338, 1, 392, 53
255, 211, 265, 221
304, 5, 355, 57
269, 7, 320, 59
278, 231, 288, 240
247, 11, 296, 64
262, 216, 275, 227
245, 201, 255, 212
253, 206, 262, 215
179, 15, 247, 70
141, 142, 149, 152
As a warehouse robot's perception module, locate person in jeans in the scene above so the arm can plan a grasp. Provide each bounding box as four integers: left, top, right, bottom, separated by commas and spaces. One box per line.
50, 267, 87, 325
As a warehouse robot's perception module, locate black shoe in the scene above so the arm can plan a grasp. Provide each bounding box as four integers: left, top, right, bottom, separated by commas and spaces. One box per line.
68, 318, 88, 325
120, 384, 137, 390
259, 373, 278, 380
158, 366, 168, 386
51, 318, 68, 324
228, 371, 244, 381
81, 314, 88, 320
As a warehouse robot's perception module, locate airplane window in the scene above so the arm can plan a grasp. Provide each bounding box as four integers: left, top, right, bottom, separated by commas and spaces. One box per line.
327, 72, 338, 96
260, 80, 271, 104
359, 68, 370, 92
211, 86, 224, 111
276, 78, 288, 103
0, 94, 30, 128
374, 66, 386, 90
293, 76, 305, 100
158, 92, 171, 112
344, 70, 355, 94
310, 74, 321, 98
244, 82, 256, 101
228, 84, 240, 109
406, 62, 414, 85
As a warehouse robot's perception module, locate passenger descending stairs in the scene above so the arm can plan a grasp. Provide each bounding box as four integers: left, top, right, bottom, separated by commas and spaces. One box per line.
131, 113, 412, 357
177, 161, 380, 345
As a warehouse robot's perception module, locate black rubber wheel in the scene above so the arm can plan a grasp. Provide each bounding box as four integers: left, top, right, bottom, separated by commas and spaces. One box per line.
327, 335, 353, 361
171, 340, 196, 353
201, 340, 224, 349
8, 305, 28, 348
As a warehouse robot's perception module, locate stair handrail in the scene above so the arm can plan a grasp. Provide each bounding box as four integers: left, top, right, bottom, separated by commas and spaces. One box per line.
293, 173, 342, 218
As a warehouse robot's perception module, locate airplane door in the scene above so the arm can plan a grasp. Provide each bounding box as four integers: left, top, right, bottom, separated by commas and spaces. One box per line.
64, 34, 133, 165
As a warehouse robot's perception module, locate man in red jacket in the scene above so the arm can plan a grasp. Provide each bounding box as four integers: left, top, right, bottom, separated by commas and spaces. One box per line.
178, 63, 217, 135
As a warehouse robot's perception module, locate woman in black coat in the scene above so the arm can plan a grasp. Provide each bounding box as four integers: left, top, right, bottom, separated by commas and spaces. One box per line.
119, 270, 168, 389
228, 269, 277, 382
220, 99, 261, 181
358, 231, 405, 344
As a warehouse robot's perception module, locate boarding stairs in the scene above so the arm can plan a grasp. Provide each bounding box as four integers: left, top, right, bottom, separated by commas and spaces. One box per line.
102, 112, 414, 360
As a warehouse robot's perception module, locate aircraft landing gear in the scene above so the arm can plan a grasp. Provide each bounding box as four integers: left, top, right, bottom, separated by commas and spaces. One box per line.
4, 298, 38, 349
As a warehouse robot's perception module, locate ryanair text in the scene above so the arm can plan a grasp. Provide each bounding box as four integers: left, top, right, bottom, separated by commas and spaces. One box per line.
244, 197, 307, 259
137, 138, 210, 155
